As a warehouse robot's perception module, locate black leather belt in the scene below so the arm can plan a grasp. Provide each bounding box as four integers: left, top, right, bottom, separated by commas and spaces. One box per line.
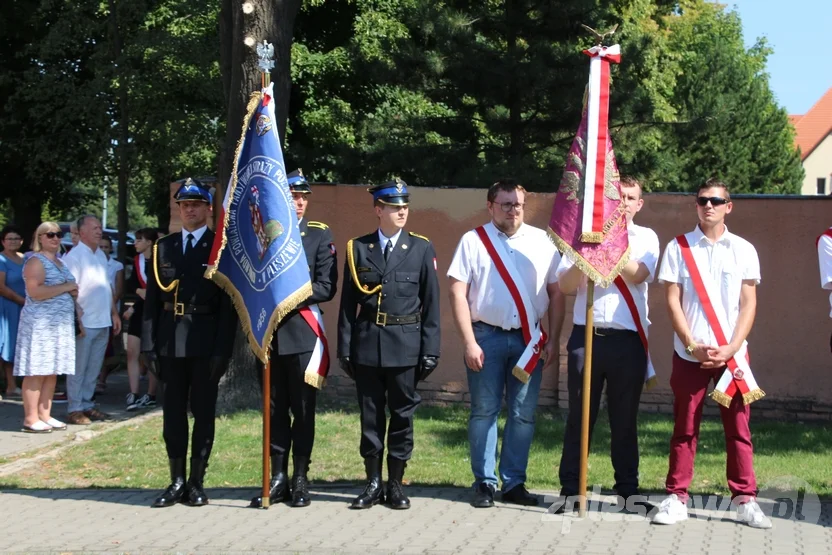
368, 312, 421, 326
591, 326, 636, 337
163, 302, 215, 315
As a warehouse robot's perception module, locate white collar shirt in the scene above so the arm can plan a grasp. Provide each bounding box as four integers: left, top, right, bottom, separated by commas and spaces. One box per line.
558, 222, 660, 330
181, 226, 208, 254
377, 228, 403, 255
819, 231, 832, 318
62, 242, 112, 328
658, 224, 760, 361
447, 221, 561, 330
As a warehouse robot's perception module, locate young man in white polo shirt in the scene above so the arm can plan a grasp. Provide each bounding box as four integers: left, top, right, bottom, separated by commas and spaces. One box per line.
555, 177, 659, 510
652, 179, 771, 529
63, 215, 121, 425
818, 225, 832, 353
448, 179, 565, 508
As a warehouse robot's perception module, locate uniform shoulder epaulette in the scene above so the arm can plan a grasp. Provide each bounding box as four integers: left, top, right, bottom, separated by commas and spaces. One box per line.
307, 221, 329, 230
409, 231, 430, 242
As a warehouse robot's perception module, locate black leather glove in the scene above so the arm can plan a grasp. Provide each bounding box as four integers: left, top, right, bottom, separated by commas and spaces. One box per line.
208, 356, 230, 383
339, 357, 355, 380
141, 351, 162, 382
417, 356, 439, 383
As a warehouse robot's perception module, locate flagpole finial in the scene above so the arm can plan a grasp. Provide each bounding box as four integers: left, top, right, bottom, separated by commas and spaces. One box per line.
257, 40, 275, 86
581, 23, 618, 47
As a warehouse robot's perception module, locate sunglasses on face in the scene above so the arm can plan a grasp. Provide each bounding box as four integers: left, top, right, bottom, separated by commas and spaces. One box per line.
696, 196, 729, 207
41, 232, 62, 239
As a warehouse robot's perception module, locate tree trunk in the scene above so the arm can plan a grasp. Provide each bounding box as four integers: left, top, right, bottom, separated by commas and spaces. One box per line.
9, 191, 42, 249
506, 0, 522, 163
109, 0, 130, 260
216, 0, 302, 412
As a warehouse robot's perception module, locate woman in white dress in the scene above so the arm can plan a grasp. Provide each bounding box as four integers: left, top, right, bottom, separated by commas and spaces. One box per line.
14, 222, 80, 433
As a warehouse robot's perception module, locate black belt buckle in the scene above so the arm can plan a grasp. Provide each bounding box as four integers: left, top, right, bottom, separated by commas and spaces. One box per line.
376, 311, 387, 326
175, 303, 185, 317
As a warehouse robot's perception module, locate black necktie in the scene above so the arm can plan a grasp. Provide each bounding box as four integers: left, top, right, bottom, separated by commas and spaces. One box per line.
384, 240, 393, 262
185, 233, 194, 256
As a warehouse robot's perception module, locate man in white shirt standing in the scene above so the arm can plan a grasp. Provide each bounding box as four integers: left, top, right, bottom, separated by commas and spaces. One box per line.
818, 225, 832, 353
448, 179, 565, 508
555, 177, 659, 510
652, 179, 771, 529
63, 215, 121, 425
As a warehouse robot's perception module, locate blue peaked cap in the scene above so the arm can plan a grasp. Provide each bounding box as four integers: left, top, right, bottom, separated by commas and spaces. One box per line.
287, 169, 311, 194
368, 178, 409, 205
174, 178, 213, 204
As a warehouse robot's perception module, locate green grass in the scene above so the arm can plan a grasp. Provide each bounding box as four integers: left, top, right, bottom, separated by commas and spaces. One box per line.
3, 403, 832, 496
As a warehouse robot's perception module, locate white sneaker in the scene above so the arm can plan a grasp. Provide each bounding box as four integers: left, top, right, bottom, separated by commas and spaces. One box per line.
652, 494, 688, 525
736, 499, 772, 529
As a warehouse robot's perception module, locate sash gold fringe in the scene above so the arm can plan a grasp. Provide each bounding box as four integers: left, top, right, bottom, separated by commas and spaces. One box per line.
644, 375, 658, 390
304, 370, 326, 390
547, 228, 631, 289
512, 366, 531, 384
710, 389, 734, 408
742, 388, 766, 405
579, 231, 603, 244
204, 91, 262, 282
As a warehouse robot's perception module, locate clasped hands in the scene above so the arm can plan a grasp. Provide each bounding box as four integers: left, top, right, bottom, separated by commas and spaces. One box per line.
690, 343, 737, 369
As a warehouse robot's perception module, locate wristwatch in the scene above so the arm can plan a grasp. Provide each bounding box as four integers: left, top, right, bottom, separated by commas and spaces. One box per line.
685, 343, 696, 356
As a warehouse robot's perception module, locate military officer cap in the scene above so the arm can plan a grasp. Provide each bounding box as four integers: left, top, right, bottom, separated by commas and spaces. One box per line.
174, 177, 213, 204
287, 169, 312, 194
368, 178, 409, 206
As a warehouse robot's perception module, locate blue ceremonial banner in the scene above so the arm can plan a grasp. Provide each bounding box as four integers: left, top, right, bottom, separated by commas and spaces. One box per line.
206, 82, 312, 362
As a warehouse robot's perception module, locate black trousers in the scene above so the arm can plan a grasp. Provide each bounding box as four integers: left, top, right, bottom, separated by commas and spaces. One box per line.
355, 364, 420, 461
558, 325, 646, 496
265, 351, 317, 458
160, 356, 219, 460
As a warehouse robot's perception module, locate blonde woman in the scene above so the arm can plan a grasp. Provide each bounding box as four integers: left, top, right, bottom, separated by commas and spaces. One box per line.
14, 222, 79, 432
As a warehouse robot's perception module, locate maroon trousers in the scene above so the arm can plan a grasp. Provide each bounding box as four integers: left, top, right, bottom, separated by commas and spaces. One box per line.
665, 353, 757, 503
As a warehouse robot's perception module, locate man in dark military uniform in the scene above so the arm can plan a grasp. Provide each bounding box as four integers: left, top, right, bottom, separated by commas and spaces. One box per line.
250, 169, 338, 509
142, 178, 237, 508
337, 178, 441, 510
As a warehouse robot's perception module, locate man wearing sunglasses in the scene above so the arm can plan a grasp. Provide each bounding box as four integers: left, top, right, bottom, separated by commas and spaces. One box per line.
448, 179, 565, 508
653, 178, 771, 529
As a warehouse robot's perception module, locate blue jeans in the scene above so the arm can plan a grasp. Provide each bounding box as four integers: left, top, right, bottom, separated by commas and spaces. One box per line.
68, 326, 110, 413
467, 322, 543, 492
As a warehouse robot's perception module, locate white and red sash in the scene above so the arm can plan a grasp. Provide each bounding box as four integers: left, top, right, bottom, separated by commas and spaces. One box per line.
475, 225, 547, 383
613, 276, 657, 389
300, 304, 330, 389
816, 228, 832, 248
134, 255, 147, 288
677, 234, 765, 407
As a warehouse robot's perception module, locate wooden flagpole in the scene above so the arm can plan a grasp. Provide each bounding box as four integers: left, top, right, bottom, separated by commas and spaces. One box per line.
260, 359, 271, 508
578, 282, 595, 517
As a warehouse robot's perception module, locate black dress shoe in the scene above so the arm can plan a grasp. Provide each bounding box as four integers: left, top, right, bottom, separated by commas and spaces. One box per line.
151, 458, 187, 508
549, 496, 579, 514
350, 457, 384, 509
186, 458, 209, 507
250, 454, 290, 508
386, 457, 410, 510
290, 455, 312, 508
618, 493, 655, 514
502, 484, 539, 506
471, 482, 495, 508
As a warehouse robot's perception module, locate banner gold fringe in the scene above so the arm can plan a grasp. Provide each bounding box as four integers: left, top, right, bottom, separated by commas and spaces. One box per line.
742, 388, 766, 405
710, 389, 734, 408
547, 228, 631, 289
512, 366, 531, 384
644, 375, 658, 390
304, 370, 326, 390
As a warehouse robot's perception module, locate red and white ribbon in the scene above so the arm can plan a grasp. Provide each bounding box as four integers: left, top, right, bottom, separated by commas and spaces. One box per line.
677, 234, 765, 407
613, 276, 657, 388
475, 225, 547, 383
299, 304, 330, 389
580, 44, 621, 243
134, 255, 147, 288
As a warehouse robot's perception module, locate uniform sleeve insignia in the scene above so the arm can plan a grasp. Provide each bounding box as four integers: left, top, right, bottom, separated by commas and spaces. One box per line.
307, 221, 329, 230
433, 257, 437, 271
329, 242, 336, 255
409, 232, 430, 242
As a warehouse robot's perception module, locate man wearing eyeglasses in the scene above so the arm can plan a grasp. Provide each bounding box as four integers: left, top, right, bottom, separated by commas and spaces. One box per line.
448, 179, 565, 508
554, 176, 659, 512
652, 178, 771, 529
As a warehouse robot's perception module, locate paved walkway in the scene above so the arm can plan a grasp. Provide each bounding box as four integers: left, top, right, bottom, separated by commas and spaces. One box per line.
0, 485, 828, 553
0, 369, 158, 459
